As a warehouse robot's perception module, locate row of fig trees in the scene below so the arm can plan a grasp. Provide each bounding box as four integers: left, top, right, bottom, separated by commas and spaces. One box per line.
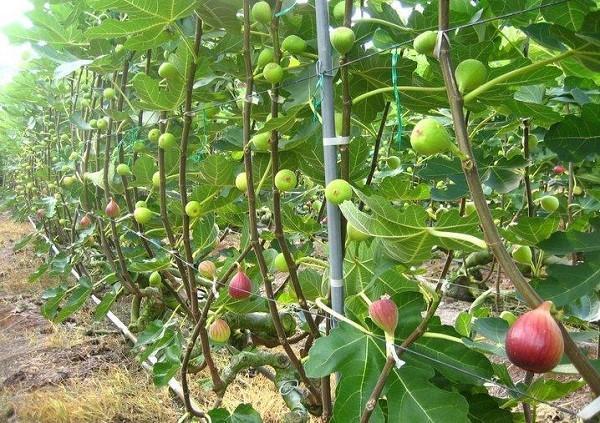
1, 0, 599, 421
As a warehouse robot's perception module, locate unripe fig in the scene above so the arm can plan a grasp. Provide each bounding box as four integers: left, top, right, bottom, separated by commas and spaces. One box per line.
528, 134, 539, 152
149, 271, 162, 287
148, 128, 161, 143
63, 176, 75, 187
251, 132, 271, 151
573, 186, 583, 196
152, 171, 161, 188
135, 200, 147, 209
464, 201, 476, 216
68, 152, 79, 161
185, 200, 202, 218
235, 172, 248, 192
273, 253, 289, 272
553, 165, 565, 175
263, 63, 284, 84
198, 260, 217, 279
325, 179, 352, 205
455, 59, 487, 94
134, 207, 153, 224
540, 195, 559, 213
347, 222, 371, 242
103, 87, 116, 100
89, 119, 98, 129
410, 118, 453, 156
229, 267, 252, 299
114, 44, 124, 54
330, 27, 355, 55
80, 214, 92, 228
208, 318, 231, 343
333, 1, 347, 21
505, 301, 564, 373
512, 245, 532, 266
500, 310, 517, 326
282, 35, 307, 55
413, 31, 438, 56
275, 169, 297, 192
133, 141, 146, 153
158, 132, 177, 149
386, 156, 401, 169
369, 295, 398, 334
251, 1, 272, 24
257, 48, 275, 68
105, 198, 120, 218
116, 163, 131, 176
96, 117, 109, 130
158, 62, 179, 80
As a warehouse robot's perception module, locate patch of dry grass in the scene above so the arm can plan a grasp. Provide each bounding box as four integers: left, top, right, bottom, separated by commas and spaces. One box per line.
2, 366, 180, 423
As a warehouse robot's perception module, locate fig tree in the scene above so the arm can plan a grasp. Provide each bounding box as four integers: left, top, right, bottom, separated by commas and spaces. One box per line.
455, 59, 487, 94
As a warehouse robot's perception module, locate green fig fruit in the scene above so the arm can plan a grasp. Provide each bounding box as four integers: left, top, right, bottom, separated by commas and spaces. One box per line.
325, 179, 352, 204
148, 128, 161, 143
274, 169, 297, 192
185, 200, 202, 218
386, 156, 401, 169
540, 195, 559, 213
273, 253, 289, 272
347, 222, 371, 242
134, 207, 153, 224
282, 35, 307, 55
330, 27, 355, 55
251, 1, 272, 24
103, 87, 116, 100
158, 132, 177, 149
116, 163, 131, 176
413, 31, 438, 56
251, 132, 271, 151
410, 118, 452, 156
158, 62, 179, 79
263, 62, 284, 84
257, 48, 275, 68
235, 172, 248, 192
455, 59, 487, 94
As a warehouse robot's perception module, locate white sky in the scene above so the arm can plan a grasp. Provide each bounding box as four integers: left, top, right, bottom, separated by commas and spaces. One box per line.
0, 0, 33, 85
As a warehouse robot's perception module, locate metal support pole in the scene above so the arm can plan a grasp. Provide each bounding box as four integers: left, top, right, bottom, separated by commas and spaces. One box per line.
314, 0, 345, 320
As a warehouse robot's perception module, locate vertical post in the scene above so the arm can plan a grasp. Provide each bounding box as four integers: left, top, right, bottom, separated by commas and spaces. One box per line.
314, 0, 345, 320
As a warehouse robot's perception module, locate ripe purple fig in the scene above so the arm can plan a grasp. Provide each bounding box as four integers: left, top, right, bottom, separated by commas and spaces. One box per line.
208, 318, 231, 343
105, 198, 120, 218
505, 301, 564, 373
229, 266, 252, 299
369, 295, 398, 335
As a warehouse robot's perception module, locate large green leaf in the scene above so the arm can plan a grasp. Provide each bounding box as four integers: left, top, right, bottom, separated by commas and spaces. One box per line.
305, 324, 470, 422
502, 215, 560, 245
545, 103, 600, 162
538, 230, 600, 255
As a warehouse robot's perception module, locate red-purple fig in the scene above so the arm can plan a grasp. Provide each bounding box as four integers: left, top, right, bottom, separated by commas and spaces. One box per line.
553, 165, 565, 175
208, 318, 231, 343
505, 301, 564, 373
36, 208, 46, 219
80, 214, 92, 228
105, 198, 120, 218
229, 267, 252, 299
369, 295, 398, 335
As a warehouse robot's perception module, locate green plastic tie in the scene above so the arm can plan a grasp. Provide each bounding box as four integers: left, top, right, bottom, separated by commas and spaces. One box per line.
275, 0, 297, 17
391, 49, 404, 149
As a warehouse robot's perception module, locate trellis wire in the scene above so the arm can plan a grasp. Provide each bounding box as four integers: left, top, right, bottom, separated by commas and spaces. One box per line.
77, 0, 572, 147
79, 212, 584, 418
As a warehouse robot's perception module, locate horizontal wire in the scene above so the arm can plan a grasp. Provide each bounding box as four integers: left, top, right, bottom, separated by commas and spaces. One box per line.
81, 212, 581, 416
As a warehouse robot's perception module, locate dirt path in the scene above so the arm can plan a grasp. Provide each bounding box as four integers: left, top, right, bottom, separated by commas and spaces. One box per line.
0, 215, 180, 422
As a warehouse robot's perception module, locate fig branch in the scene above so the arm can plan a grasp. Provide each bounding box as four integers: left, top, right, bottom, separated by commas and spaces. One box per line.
242, 0, 321, 406
437, 0, 600, 396
179, 17, 203, 320
267, 0, 319, 338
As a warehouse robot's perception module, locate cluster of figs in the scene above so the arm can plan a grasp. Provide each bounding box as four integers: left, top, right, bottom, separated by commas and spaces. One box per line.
369, 296, 564, 374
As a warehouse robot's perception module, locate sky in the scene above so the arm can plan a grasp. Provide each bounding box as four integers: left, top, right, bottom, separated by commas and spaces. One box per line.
0, 0, 33, 85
